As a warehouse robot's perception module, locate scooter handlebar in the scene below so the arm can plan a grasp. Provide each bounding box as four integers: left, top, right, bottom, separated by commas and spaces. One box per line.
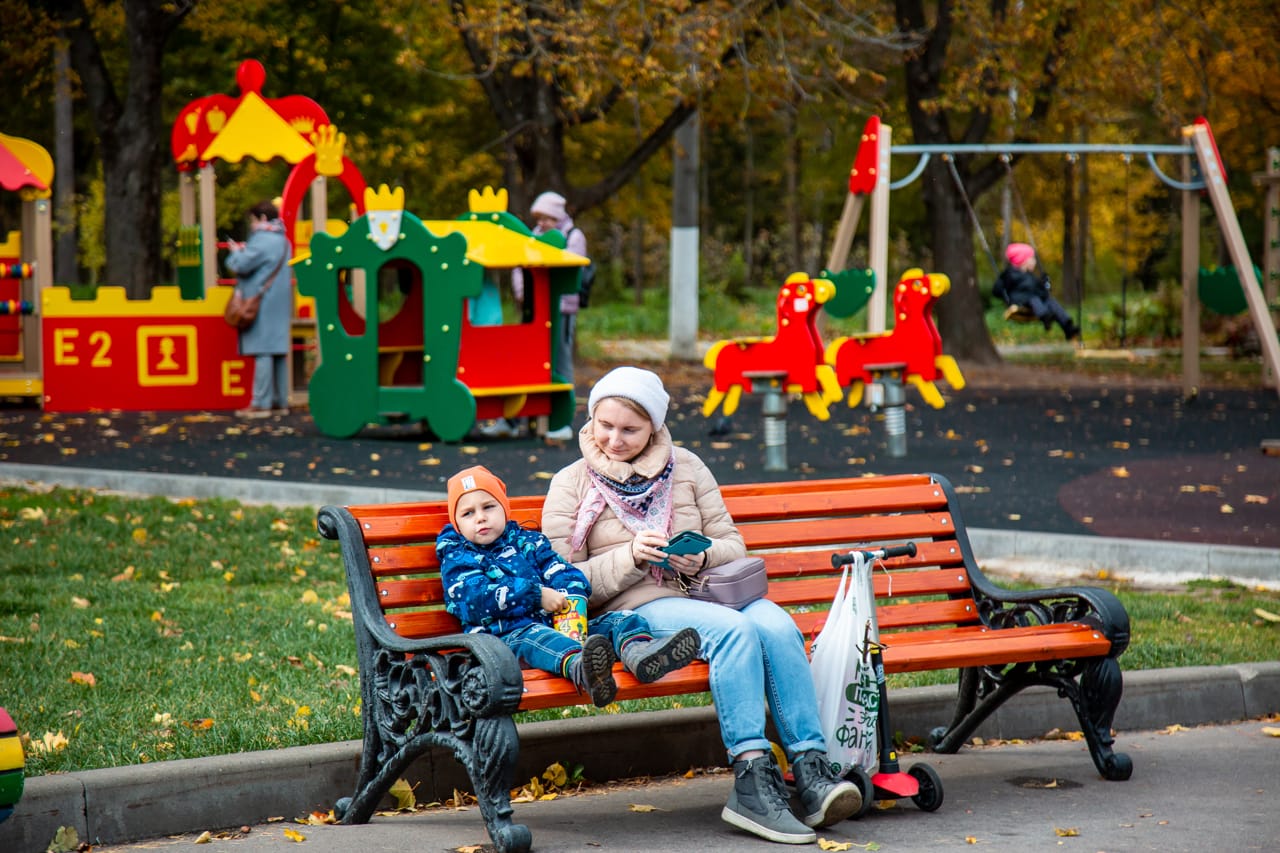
831, 542, 918, 568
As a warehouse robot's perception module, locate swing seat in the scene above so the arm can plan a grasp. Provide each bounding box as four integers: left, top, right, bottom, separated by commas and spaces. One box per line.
1003, 303, 1039, 323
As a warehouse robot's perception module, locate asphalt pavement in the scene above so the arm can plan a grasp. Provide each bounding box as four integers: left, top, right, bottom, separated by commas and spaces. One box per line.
85, 720, 1280, 853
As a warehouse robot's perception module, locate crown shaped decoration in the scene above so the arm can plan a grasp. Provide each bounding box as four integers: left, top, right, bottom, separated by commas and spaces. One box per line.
365, 184, 405, 213
290, 116, 316, 136
364, 184, 406, 252
467, 186, 509, 214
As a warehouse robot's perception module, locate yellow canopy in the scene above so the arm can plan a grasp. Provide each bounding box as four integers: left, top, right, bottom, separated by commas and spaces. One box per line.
423, 220, 589, 268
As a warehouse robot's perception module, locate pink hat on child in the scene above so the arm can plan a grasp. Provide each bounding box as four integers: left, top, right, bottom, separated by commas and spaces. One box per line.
1005, 243, 1036, 268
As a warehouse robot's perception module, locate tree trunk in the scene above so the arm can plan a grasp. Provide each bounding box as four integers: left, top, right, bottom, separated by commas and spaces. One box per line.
52, 0, 191, 297
922, 158, 1002, 365
1062, 154, 1078, 298
54, 39, 78, 285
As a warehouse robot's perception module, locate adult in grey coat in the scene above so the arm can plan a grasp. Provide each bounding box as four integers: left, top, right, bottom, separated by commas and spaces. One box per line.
225, 200, 293, 417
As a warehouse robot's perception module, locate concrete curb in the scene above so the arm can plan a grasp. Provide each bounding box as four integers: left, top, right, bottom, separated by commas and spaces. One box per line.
5, 662, 1278, 850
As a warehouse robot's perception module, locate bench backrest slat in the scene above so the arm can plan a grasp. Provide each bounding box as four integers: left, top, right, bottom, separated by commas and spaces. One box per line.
337, 475, 981, 643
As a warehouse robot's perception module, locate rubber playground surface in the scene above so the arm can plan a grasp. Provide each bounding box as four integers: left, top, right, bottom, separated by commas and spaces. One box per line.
3, 359, 1278, 548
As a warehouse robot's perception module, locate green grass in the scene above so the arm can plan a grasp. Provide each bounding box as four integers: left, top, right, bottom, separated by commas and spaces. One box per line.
3, 484, 1278, 777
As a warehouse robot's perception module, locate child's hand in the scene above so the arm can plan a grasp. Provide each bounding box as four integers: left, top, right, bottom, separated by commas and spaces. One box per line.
541, 587, 568, 613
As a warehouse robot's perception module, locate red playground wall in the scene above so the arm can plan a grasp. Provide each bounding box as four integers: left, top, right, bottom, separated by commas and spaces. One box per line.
41, 286, 255, 412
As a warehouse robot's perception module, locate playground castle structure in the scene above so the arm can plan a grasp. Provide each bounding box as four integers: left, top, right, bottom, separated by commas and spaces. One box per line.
295, 185, 587, 441
5, 60, 591, 440
0, 131, 53, 400
830, 115, 1280, 401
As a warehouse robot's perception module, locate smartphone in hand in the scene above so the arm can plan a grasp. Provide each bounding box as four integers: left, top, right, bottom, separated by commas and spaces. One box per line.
656, 530, 711, 568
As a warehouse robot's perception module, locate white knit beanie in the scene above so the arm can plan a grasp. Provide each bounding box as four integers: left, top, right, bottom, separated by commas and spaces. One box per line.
530, 191, 567, 222
588, 366, 670, 431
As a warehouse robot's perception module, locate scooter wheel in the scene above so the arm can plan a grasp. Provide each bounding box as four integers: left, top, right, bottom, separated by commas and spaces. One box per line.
842, 765, 875, 819
908, 763, 943, 812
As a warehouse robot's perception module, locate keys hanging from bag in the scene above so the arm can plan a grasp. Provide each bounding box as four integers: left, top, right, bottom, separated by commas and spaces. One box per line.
224, 250, 288, 330
809, 552, 880, 776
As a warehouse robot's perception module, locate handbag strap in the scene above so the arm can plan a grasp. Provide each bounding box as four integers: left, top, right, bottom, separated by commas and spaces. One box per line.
240, 243, 289, 296
257, 248, 289, 296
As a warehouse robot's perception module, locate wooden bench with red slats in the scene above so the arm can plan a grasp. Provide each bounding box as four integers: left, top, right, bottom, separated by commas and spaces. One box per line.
318, 472, 1131, 852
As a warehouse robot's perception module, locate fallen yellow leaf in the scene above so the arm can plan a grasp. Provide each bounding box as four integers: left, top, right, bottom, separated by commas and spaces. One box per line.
1110, 466, 1129, 478
629, 804, 665, 813
30, 731, 69, 754
282, 827, 306, 842
194, 830, 212, 844
69, 671, 96, 687
1161, 724, 1189, 734
965, 836, 978, 844
819, 839, 854, 851
1054, 827, 1080, 837
1244, 494, 1269, 504
1254, 608, 1280, 623
389, 778, 416, 810
1220, 504, 1234, 514
1260, 727, 1280, 737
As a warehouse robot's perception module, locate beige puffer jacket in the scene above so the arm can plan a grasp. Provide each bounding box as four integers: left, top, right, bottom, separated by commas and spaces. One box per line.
542, 427, 746, 614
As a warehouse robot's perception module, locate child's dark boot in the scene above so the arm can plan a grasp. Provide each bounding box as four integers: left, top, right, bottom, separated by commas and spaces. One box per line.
619, 628, 701, 683
567, 633, 617, 707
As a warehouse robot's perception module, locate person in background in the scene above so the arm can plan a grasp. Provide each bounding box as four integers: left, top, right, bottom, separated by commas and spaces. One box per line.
992, 242, 1080, 340
225, 200, 293, 417
482, 191, 587, 441
541, 367, 862, 845
437, 465, 701, 708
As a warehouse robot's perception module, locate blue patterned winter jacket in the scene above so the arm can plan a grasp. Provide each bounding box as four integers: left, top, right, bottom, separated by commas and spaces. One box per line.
437, 521, 591, 636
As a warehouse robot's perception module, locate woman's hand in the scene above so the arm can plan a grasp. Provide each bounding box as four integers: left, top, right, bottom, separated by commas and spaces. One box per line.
541, 587, 568, 613
631, 530, 671, 567
664, 550, 705, 576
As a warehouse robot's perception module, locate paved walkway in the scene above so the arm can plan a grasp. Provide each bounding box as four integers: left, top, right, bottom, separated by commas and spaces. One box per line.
87, 721, 1280, 852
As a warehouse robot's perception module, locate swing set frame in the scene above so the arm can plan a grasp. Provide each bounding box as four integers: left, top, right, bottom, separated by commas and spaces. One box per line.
826, 116, 1280, 401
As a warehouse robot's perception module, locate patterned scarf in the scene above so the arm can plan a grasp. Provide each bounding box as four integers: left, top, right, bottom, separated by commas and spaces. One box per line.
569, 427, 677, 552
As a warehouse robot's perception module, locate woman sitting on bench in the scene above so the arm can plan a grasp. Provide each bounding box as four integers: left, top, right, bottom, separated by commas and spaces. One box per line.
542, 366, 861, 845
993, 243, 1080, 340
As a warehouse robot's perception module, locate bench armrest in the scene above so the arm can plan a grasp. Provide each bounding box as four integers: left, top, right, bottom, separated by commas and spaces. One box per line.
928, 476, 1130, 657
317, 504, 524, 718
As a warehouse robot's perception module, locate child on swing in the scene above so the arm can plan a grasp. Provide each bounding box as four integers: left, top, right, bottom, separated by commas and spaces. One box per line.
993, 243, 1081, 340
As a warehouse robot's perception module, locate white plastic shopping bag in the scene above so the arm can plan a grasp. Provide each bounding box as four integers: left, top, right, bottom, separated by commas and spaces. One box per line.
809, 552, 879, 775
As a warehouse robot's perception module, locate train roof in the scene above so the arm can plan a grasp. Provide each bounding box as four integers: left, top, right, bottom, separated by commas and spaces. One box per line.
291, 216, 590, 269
422, 220, 590, 269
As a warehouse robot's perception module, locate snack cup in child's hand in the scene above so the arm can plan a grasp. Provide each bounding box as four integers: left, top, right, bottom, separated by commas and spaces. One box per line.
553, 594, 588, 642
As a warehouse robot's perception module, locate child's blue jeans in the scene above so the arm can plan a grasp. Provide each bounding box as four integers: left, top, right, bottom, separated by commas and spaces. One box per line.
500, 609, 650, 676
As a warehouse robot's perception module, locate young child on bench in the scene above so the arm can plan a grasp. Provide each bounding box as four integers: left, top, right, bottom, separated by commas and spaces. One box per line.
437, 465, 702, 707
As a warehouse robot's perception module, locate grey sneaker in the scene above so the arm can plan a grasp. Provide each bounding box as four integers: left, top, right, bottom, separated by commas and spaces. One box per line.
478, 419, 517, 438
568, 633, 617, 707
791, 750, 862, 827
544, 425, 574, 441
619, 628, 701, 683
721, 755, 816, 844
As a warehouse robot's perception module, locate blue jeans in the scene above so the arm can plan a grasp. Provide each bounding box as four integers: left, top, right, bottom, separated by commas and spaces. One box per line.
251, 353, 289, 409
500, 610, 650, 676
636, 597, 825, 762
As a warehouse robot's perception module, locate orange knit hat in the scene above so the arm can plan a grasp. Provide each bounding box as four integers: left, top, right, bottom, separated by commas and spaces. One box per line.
447, 465, 512, 529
